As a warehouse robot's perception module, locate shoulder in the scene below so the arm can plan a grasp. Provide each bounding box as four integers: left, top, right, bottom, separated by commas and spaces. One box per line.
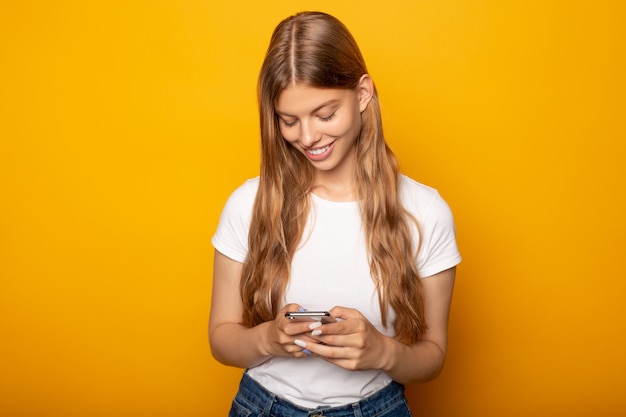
229, 177, 260, 202
399, 175, 439, 200
215, 177, 260, 233
221, 177, 259, 213
399, 175, 462, 276
212, 177, 259, 262
398, 175, 449, 220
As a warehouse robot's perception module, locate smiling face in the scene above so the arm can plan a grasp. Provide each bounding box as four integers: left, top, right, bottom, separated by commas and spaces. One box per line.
275, 76, 373, 181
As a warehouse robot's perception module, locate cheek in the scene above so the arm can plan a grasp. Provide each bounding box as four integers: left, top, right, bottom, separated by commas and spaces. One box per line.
324, 113, 358, 138
278, 126, 297, 144
334, 113, 361, 138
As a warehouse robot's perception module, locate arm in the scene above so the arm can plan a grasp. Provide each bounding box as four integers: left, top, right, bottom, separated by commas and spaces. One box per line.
208, 250, 318, 368
381, 267, 456, 383
298, 267, 456, 384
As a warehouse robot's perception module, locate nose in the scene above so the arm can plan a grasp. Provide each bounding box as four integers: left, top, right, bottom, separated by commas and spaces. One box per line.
299, 120, 320, 147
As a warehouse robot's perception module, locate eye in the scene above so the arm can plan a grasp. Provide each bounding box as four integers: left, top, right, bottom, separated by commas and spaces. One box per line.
319, 112, 336, 122
280, 118, 297, 128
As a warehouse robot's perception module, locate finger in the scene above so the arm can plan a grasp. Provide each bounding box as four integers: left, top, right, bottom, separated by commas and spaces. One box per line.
284, 320, 323, 336
311, 334, 355, 349
286, 342, 310, 357
310, 318, 363, 339
294, 339, 313, 355
294, 338, 322, 357
296, 338, 352, 360
281, 303, 304, 314
328, 306, 362, 320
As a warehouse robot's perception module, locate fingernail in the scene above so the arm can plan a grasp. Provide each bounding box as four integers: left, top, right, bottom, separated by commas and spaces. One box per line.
294, 339, 311, 355
311, 330, 322, 337
308, 321, 322, 330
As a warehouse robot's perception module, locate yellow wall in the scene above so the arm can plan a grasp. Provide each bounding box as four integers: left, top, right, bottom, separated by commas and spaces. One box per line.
1, 1, 624, 416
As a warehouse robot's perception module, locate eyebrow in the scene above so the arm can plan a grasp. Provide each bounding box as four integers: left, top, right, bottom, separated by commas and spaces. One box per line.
275, 99, 340, 117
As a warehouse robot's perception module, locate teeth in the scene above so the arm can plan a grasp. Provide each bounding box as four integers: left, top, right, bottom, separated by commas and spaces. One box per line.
307, 145, 330, 155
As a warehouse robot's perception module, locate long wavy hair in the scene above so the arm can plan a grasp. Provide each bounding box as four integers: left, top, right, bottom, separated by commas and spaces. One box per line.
240, 11, 425, 344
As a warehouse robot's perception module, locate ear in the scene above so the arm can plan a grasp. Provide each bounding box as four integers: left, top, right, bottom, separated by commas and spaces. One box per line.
356, 74, 374, 113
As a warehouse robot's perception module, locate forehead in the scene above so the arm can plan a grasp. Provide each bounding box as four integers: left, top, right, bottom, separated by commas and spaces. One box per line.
275, 84, 354, 116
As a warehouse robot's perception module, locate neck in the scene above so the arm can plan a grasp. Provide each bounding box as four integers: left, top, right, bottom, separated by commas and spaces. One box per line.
308, 145, 358, 201
311, 170, 358, 202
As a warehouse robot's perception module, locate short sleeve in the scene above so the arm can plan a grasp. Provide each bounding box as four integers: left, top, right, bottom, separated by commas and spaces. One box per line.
211, 178, 259, 263
415, 192, 462, 278
399, 176, 461, 278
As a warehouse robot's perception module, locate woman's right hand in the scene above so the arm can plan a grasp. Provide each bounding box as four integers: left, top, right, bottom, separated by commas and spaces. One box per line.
210, 251, 318, 368
263, 304, 321, 358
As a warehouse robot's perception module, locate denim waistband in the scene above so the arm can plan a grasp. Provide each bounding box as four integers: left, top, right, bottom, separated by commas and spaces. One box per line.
231, 371, 409, 417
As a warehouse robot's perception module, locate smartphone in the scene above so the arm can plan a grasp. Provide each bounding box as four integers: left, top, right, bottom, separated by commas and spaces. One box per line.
285, 311, 336, 323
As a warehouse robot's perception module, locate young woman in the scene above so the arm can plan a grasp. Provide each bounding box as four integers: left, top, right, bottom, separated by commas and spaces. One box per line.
209, 11, 461, 417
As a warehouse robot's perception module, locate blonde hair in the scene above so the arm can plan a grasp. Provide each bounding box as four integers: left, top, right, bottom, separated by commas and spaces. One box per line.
240, 11, 425, 344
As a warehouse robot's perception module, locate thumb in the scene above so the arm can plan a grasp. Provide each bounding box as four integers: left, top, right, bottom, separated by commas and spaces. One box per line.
328, 306, 361, 320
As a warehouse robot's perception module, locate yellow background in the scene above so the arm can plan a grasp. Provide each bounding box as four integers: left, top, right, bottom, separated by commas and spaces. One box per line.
1, 1, 625, 416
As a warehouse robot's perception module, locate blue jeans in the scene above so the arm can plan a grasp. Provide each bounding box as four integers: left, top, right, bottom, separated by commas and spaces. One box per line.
228, 372, 413, 417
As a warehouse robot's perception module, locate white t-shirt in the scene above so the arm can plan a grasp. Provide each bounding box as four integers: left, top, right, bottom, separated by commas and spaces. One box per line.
212, 175, 461, 408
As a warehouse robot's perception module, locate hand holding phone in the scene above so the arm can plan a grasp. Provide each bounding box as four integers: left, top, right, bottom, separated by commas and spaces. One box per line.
284, 310, 336, 324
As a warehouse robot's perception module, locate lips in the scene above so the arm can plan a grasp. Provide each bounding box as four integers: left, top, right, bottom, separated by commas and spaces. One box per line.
307, 144, 330, 155
305, 141, 335, 161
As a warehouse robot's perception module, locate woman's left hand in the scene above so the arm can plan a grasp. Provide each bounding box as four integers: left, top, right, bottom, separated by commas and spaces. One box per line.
293, 268, 456, 383
295, 306, 392, 371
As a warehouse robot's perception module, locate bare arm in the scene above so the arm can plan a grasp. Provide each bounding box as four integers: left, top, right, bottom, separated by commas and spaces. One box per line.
298, 267, 456, 384
381, 267, 456, 383
208, 250, 319, 368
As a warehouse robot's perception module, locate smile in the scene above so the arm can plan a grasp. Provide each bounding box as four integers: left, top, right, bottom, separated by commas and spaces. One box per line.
307, 145, 331, 155
304, 141, 335, 161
